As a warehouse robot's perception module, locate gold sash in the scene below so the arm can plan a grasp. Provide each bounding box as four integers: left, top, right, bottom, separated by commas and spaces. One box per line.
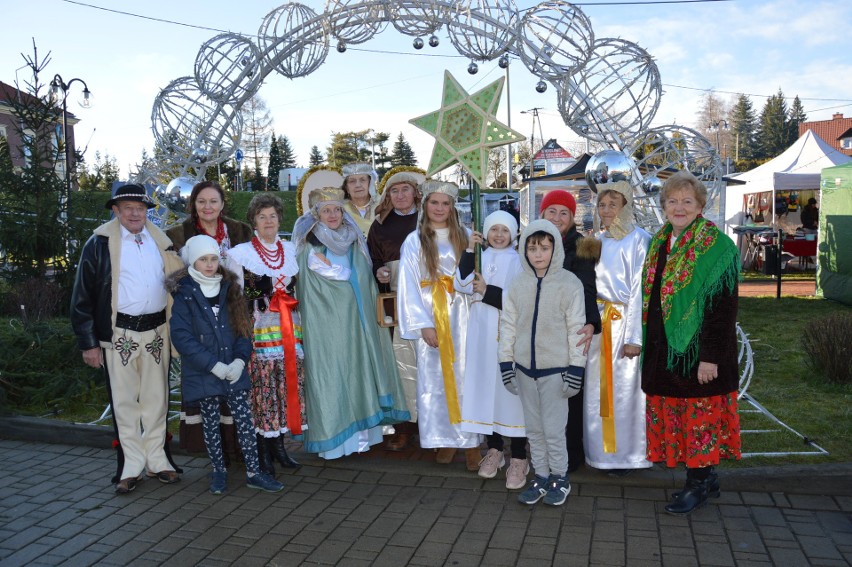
599, 299, 623, 453
421, 275, 461, 424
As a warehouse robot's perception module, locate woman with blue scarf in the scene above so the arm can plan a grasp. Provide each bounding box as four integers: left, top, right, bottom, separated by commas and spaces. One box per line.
292, 187, 410, 459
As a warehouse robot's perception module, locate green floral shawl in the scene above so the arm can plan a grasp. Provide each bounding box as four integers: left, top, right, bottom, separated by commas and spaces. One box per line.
642, 216, 740, 373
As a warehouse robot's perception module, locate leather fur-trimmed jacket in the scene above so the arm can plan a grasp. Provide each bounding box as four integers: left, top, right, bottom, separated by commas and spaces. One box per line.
561, 225, 602, 334
70, 218, 184, 351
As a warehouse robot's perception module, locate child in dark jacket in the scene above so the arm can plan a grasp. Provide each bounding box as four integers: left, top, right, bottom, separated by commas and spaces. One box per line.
168, 235, 284, 494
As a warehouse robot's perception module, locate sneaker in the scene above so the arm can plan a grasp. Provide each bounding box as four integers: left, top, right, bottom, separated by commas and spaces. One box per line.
478, 448, 505, 479
518, 475, 548, 505
505, 458, 529, 490
543, 474, 571, 506
247, 472, 284, 493
209, 471, 227, 495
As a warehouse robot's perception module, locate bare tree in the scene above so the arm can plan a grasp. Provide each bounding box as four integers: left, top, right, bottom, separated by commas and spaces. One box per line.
695, 90, 733, 159
240, 95, 274, 182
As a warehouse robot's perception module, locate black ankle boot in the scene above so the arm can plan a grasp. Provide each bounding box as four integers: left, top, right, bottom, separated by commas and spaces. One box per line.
666, 477, 709, 515
268, 436, 301, 468
256, 434, 275, 476
673, 470, 720, 499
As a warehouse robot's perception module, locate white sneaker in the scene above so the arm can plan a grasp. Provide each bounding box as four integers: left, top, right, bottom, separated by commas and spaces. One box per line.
505, 458, 529, 490
477, 448, 505, 479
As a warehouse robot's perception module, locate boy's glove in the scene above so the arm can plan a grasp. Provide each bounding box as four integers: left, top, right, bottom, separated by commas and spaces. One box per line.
561, 366, 584, 398
211, 362, 229, 380
500, 362, 518, 396
225, 359, 246, 384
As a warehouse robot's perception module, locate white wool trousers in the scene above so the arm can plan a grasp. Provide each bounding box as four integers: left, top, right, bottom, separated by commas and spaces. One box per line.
104, 323, 172, 479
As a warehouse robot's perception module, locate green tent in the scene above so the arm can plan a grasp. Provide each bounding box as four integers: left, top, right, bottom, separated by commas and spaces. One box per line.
818, 162, 852, 305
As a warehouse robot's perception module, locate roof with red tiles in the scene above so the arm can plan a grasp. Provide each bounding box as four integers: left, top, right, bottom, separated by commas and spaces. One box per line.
799, 113, 852, 156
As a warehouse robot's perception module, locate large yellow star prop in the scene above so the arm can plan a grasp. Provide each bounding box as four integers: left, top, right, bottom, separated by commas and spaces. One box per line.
409, 70, 526, 188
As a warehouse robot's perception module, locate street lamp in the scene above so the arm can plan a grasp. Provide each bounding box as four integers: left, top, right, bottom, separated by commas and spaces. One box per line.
50, 73, 92, 245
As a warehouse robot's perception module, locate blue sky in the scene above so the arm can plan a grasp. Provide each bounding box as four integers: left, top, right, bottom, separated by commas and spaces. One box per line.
4, 0, 851, 178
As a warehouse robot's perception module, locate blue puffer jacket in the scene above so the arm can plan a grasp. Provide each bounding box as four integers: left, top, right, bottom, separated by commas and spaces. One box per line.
168, 268, 252, 403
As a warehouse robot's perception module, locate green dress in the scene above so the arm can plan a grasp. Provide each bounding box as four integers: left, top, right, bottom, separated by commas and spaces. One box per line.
296, 242, 410, 455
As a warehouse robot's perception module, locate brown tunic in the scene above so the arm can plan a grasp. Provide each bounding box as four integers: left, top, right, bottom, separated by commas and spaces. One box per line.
366, 210, 418, 281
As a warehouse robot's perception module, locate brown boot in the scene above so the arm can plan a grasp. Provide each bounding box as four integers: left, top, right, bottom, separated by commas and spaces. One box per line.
465, 448, 481, 472
435, 448, 457, 464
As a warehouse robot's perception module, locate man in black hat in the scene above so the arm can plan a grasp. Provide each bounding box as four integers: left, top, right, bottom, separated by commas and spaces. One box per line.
71, 184, 185, 493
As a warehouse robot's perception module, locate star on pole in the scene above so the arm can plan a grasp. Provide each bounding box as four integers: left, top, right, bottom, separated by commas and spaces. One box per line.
409, 70, 526, 188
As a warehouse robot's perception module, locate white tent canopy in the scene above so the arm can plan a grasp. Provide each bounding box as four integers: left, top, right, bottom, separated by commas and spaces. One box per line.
725, 130, 852, 230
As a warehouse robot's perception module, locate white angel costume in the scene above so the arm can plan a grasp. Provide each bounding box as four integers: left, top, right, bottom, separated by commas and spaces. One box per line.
584, 181, 652, 470
398, 227, 481, 449
456, 219, 525, 438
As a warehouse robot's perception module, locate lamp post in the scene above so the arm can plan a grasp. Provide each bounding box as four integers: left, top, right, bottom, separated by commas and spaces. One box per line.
50, 74, 92, 256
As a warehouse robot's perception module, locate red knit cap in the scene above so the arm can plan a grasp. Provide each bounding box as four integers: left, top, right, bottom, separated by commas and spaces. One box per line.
539, 189, 576, 215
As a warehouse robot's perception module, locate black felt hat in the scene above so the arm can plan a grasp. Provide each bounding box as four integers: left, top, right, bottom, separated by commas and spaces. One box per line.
105, 184, 155, 210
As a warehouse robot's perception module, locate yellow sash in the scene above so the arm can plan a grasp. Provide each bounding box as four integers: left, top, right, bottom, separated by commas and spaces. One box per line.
599, 299, 623, 453
421, 276, 461, 424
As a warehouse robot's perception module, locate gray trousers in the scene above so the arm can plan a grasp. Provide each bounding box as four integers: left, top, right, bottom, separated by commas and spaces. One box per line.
517, 369, 570, 478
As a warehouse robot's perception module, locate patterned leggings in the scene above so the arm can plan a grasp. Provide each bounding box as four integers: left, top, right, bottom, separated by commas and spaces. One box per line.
200, 391, 260, 475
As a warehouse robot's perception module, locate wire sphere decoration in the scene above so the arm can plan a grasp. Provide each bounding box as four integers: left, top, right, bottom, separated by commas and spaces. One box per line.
446, 0, 518, 62
628, 124, 723, 226
258, 4, 329, 79
194, 33, 263, 105
389, 0, 448, 37
516, 1, 594, 81
326, 0, 388, 46
557, 38, 661, 148
151, 76, 242, 170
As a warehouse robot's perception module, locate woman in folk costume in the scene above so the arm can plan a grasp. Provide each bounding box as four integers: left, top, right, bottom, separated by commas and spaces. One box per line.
398, 180, 482, 469
642, 170, 741, 516
292, 187, 410, 459
227, 193, 304, 475
456, 211, 528, 488
366, 168, 426, 451
341, 162, 381, 236
583, 181, 652, 475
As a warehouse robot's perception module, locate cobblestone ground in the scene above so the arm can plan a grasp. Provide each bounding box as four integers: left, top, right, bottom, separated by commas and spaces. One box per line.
0, 440, 850, 566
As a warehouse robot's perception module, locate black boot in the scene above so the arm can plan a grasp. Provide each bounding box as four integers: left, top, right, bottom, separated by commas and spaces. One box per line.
256, 434, 275, 476
666, 469, 710, 515
268, 436, 301, 469
673, 468, 720, 499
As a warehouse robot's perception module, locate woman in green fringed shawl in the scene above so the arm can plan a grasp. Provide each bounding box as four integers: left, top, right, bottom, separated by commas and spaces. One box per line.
292, 186, 410, 459
641, 170, 741, 516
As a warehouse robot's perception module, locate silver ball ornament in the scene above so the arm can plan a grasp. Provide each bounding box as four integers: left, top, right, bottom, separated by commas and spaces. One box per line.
535, 80, 547, 93
429, 35, 439, 47
337, 41, 347, 53
413, 37, 424, 50
585, 150, 635, 193
498, 55, 509, 69
642, 173, 663, 195
468, 62, 479, 75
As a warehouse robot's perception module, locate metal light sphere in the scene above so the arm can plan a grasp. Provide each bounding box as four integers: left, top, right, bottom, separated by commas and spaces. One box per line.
468, 62, 479, 75
535, 80, 547, 93
390, 1, 447, 37
498, 55, 509, 69
585, 150, 635, 193
194, 33, 262, 104
258, 4, 329, 79
447, 0, 518, 61
413, 37, 424, 49
337, 41, 347, 53
326, 0, 387, 44
517, 0, 594, 81
429, 35, 440, 47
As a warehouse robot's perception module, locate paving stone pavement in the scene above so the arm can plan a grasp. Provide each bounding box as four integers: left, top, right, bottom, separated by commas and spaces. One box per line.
0, 437, 851, 567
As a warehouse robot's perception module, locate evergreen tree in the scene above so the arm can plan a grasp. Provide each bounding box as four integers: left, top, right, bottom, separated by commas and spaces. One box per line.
729, 93, 759, 167
390, 133, 417, 167
756, 89, 789, 159
77, 151, 120, 192
280, 135, 297, 168
788, 95, 808, 143
267, 132, 282, 190
308, 145, 324, 166
326, 131, 367, 167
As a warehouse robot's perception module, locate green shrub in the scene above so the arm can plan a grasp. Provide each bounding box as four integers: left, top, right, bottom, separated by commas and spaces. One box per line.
802, 312, 852, 384
0, 317, 105, 414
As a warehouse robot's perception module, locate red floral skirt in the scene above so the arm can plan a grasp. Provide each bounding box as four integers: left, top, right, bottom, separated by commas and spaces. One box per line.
646, 393, 741, 468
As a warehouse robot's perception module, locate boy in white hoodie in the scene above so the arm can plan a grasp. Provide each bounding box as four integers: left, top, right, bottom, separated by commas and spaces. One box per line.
498, 219, 587, 506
